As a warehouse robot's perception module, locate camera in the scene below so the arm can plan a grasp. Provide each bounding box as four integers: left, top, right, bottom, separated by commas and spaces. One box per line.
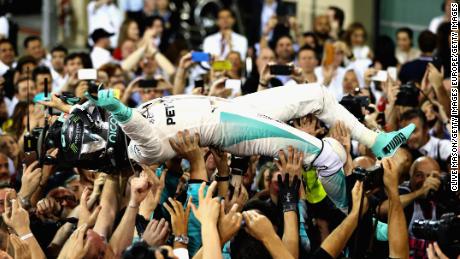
352, 165, 384, 191
339, 95, 369, 122
230, 155, 250, 176
412, 213, 460, 257
396, 81, 419, 107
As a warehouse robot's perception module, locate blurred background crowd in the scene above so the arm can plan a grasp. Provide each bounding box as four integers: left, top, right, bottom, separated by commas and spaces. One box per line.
0, 0, 458, 259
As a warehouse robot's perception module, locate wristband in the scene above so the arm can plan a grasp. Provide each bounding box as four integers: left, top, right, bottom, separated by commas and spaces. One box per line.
259, 80, 269, 87
215, 174, 230, 181
20, 233, 34, 241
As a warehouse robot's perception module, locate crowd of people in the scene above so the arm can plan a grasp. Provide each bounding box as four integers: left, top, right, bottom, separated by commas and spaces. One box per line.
0, 0, 458, 259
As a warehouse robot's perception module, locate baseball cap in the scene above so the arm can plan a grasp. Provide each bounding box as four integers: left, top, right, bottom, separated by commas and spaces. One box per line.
91, 28, 115, 43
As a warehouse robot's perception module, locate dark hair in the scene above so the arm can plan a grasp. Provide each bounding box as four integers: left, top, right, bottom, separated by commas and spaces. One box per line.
16, 55, 37, 73
32, 66, 51, 81
51, 45, 68, 55
298, 45, 319, 61
328, 6, 345, 29
9, 101, 30, 139
373, 35, 398, 69
0, 38, 13, 48
146, 15, 164, 28
77, 52, 93, 68
396, 27, 414, 46
122, 241, 156, 259
418, 30, 437, 53
23, 35, 41, 49
302, 31, 319, 49
343, 22, 367, 47
400, 109, 427, 128
64, 52, 81, 64
218, 7, 235, 19
231, 200, 281, 259
98, 63, 123, 78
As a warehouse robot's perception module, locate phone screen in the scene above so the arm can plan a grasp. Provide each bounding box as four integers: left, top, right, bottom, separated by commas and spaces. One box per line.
191, 52, 211, 62
269, 65, 293, 75
139, 79, 158, 88
323, 43, 335, 66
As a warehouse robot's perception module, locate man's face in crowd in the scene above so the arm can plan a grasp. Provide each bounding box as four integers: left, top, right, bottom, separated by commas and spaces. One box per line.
47, 187, 78, 216
410, 158, 441, 191
51, 51, 66, 72
217, 10, 234, 31
16, 79, 36, 101
0, 154, 10, 186
275, 37, 294, 62
35, 73, 52, 93
26, 39, 45, 61
314, 15, 331, 36
256, 47, 275, 73
303, 35, 317, 49
155, 0, 169, 10
343, 70, 359, 95
0, 135, 19, 158
66, 57, 83, 76
144, 0, 155, 13
140, 56, 158, 76
99, 38, 111, 49
0, 42, 15, 66
396, 32, 411, 51
298, 49, 318, 73
227, 52, 242, 74
400, 117, 429, 150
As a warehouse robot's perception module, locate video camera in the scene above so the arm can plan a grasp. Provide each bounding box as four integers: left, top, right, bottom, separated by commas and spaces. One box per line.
395, 81, 419, 107
339, 94, 369, 122
352, 165, 384, 191
412, 213, 460, 257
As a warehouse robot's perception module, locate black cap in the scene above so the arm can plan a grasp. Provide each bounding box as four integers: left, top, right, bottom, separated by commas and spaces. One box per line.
91, 28, 114, 43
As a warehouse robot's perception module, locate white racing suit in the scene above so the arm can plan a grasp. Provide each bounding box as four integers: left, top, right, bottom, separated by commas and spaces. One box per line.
119, 83, 360, 211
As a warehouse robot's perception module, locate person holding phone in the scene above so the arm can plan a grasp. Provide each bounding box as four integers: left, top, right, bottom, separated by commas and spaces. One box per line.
202, 8, 248, 60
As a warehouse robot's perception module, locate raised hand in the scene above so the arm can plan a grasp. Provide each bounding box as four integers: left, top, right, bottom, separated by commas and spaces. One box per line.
277, 174, 300, 213
243, 210, 276, 241
142, 218, 170, 246
190, 181, 220, 225
8, 234, 32, 259
38, 93, 71, 113
218, 201, 242, 244
58, 224, 90, 259
350, 181, 369, 217
2, 192, 31, 236
18, 161, 42, 200
276, 146, 304, 179
329, 121, 351, 153
36, 197, 61, 220
129, 174, 152, 207
78, 187, 101, 227
293, 115, 325, 137
224, 183, 248, 213
169, 130, 202, 162
163, 198, 191, 237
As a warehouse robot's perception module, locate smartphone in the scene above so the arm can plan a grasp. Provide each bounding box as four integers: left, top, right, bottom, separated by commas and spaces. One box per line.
432, 55, 443, 70
371, 71, 388, 82
77, 69, 97, 80
269, 64, 293, 75
323, 42, 335, 66
139, 79, 158, 88
387, 67, 397, 81
230, 156, 249, 176
194, 78, 204, 88
212, 60, 232, 71
191, 51, 211, 62
23, 151, 38, 167
225, 79, 241, 97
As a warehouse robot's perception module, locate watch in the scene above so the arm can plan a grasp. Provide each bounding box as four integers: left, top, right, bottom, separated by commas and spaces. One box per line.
174, 234, 189, 245
215, 174, 230, 181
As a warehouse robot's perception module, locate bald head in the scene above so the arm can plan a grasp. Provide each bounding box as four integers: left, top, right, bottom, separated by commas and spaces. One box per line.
352, 156, 376, 170
409, 156, 441, 190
